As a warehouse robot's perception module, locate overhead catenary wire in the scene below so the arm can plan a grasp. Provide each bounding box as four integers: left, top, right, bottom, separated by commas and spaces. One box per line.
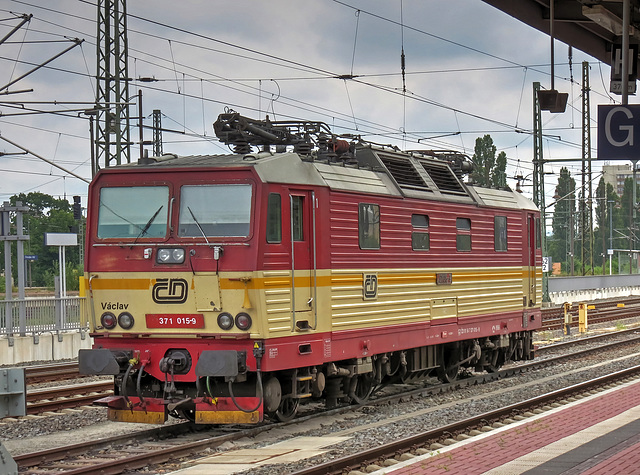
1, 3, 613, 135
0, 0, 611, 192
0, 134, 89, 183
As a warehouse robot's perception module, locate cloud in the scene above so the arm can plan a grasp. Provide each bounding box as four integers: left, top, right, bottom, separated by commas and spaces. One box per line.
0, 0, 618, 202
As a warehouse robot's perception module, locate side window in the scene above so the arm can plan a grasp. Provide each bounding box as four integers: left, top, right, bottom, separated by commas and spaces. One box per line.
456, 217, 471, 252
291, 196, 304, 242
359, 203, 380, 249
411, 214, 430, 251
266, 193, 281, 243
535, 217, 541, 249
494, 216, 508, 251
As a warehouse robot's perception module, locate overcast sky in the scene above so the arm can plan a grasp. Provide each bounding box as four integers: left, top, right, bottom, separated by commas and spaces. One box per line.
0, 0, 628, 207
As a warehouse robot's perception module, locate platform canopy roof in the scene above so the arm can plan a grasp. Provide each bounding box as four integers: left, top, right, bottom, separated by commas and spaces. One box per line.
482, 0, 640, 64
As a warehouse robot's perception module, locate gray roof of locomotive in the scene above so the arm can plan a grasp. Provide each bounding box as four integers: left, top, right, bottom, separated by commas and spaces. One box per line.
116, 149, 537, 212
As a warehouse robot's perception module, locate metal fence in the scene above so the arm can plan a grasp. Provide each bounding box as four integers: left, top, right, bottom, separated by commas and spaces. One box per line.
0, 297, 87, 336
548, 274, 640, 292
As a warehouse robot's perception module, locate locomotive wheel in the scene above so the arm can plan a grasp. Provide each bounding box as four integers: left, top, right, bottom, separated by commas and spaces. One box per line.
169, 407, 196, 422
178, 408, 196, 422
437, 345, 460, 383
350, 374, 374, 405
263, 376, 282, 413
484, 348, 505, 373
436, 364, 459, 384
275, 397, 300, 422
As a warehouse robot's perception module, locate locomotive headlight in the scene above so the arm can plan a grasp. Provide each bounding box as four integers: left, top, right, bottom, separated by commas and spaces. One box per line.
101, 312, 117, 329
156, 247, 185, 264
171, 248, 185, 262
118, 312, 135, 329
235, 312, 252, 331
157, 249, 171, 262
217, 312, 234, 330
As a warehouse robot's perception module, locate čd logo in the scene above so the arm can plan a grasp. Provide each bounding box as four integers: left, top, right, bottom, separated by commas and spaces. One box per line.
152, 278, 188, 304
363, 273, 378, 300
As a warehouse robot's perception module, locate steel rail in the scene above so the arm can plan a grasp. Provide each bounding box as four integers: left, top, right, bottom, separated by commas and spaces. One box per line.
541, 301, 640, 329
24, 362, 80, 384
289, 365, 640, 475
536, 327, 640, 354
26, 381, 113, 415
26, 381, 111, 402
13, 335, 640, 474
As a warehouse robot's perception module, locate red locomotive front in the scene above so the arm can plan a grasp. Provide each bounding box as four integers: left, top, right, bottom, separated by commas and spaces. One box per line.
79, 113, 542, 424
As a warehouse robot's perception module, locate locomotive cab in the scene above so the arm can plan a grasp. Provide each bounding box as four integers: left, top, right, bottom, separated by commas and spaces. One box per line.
79, 162, 274, 423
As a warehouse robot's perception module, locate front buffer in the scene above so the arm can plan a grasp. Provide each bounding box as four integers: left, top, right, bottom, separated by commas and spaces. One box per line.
78, 341, 266, 424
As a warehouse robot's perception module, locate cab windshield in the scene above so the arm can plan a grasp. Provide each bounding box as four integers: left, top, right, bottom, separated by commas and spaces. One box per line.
178, 184, 252, 237
97, 186, 169, 239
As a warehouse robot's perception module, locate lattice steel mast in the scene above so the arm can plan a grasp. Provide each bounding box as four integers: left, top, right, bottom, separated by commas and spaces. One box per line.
533, 82, 549, 302
95, 0, 130, 168
153, 109, 163, 157
581, 61, 593, 274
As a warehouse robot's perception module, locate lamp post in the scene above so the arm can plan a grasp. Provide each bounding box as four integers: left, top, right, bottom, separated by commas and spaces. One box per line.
608, 200, 614, 275
82, 108, 99, 178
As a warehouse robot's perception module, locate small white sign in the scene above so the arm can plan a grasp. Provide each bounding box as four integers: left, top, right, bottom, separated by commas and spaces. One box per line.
542, 256, 552, 273
44, 233, 78, 246
610, 80, 637, 94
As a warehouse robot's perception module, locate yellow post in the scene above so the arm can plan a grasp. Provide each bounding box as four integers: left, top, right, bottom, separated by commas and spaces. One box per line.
79, 276, 87, 327
578, 303, 588, 333
563, 302, 571, 335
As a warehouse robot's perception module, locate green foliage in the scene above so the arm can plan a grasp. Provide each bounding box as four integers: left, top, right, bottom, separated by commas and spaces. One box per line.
593, 178, 620, 269
470, 135, 508, 189
67, 263, 83, 291
11, 192, 71, 216
618, 177, 640, 253
549, 167, 576, 269
1, 192, 82, 291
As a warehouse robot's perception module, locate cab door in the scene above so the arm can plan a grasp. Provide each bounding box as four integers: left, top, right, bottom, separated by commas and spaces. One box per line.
288, 190, 317, 330
526, 213, 537, 306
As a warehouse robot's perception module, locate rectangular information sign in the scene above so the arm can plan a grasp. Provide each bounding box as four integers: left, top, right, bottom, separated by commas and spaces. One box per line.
146, 314, 204, 329
598, 104, 640, 160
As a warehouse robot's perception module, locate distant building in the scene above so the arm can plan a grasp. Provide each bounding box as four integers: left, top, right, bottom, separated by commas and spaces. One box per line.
602, 163, 640, 196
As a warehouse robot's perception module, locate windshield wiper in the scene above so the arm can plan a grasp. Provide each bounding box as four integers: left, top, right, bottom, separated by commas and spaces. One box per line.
187, 206, 211, 246
135, 205, 163, 241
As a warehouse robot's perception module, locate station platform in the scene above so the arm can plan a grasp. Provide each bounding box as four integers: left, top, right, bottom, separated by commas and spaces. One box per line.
374, 376, 640, 475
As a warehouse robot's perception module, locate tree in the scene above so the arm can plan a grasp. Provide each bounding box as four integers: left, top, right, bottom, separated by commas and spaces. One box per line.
549, 167, 575, 274
11, 192, 71, 217
2, 192, 81, 290
618, 177, 640, 272
595, 177, 619, 270
470, 135, 508, 189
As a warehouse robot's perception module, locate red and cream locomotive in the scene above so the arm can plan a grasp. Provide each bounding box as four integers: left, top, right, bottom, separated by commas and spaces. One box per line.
79, 112, 542, 424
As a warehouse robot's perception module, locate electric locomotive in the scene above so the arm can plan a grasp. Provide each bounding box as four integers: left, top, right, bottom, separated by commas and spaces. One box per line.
79, 111, 542, 424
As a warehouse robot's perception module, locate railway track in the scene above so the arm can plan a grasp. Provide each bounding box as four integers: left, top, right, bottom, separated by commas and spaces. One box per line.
541, 297, 640, 329
12, 332, 640, 474
289, 365, 640, 475
26, 381, 112, 415
24, 362, 80, 384
0, 363, 111, 418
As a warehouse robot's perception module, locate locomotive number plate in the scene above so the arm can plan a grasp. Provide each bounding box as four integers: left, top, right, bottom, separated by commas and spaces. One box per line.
146, 314, 204, 328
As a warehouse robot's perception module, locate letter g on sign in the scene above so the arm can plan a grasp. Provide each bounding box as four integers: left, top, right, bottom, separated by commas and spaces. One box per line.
605, 106, 634, 147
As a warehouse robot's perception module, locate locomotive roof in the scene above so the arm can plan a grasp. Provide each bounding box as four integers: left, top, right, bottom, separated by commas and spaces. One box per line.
109, 148, 538, 212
